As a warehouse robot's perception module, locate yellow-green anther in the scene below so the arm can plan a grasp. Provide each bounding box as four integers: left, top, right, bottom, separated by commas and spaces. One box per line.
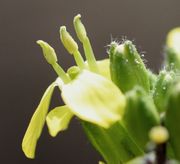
37, 40, 70, 83
149, 126, 169, 144
37, 40, 57, 65
60, 26, 85, 69
60, 26, 78, 54
73, 14, 98, 73
73, 14, 87, 42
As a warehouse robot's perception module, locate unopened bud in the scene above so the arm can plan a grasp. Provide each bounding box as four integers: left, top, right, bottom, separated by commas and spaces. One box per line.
165, 80, 180, 160
123, 86, 160, 149
149, 126, 169, 144
153, 70, 175, 113
109, 40, 150, 93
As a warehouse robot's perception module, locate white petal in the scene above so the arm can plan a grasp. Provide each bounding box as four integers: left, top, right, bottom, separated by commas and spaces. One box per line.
61, 70, 126, 128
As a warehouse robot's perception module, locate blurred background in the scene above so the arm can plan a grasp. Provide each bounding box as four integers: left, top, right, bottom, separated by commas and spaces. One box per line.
0, 0, 180, 163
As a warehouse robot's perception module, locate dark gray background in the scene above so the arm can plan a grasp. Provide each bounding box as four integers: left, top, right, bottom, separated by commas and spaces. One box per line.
0, 0, 180, 163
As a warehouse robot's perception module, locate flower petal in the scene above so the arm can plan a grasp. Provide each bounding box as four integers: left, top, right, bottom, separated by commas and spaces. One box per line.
97, 59, 111, 79
46, 105, 73, 137
22, 78, 63, 159
61, 70, 126, 128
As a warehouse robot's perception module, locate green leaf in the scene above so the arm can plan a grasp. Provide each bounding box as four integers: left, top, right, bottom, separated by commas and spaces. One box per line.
46, 105, 73, 137
61, 70, 126, 128
22, 81, 58, 159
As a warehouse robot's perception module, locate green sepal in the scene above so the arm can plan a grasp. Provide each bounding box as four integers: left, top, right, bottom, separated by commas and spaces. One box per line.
82, 121, 143, 164
165, 80, 180, 161
123, 86, 160, 150
153, 70, 175, 113
109, 40, 150, 93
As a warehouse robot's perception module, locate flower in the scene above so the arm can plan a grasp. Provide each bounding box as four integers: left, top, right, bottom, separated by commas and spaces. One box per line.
22, 14, 126, 159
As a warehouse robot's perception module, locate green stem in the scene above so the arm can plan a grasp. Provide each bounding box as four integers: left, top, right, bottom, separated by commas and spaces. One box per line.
83, 37, 99, 72
73, 50, 86, 69
52, 63, 70, 83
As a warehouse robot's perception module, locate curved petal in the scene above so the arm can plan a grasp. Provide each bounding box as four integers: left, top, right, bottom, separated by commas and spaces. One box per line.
22, 78, 63, 159
61, 70, 126, 128
97, 59, 111, 79
46, 105, 73, 137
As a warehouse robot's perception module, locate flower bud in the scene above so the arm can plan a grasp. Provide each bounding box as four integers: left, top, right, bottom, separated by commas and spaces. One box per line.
165, 27, 180, 70
153, 70, 175, 113
123, 86, 160, 149
165, 80, 180, 160
149, 126, 169, 144
109, 40, 150, 93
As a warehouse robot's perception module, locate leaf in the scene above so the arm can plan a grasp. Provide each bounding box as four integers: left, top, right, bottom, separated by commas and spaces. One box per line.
61, 70, 126, 128
46, 105, 73, 137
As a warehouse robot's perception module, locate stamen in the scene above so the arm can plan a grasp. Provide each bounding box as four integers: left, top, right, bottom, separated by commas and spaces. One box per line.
73, 14, 98, 73
37, 40, 70, 83
60, 26, 85, 69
